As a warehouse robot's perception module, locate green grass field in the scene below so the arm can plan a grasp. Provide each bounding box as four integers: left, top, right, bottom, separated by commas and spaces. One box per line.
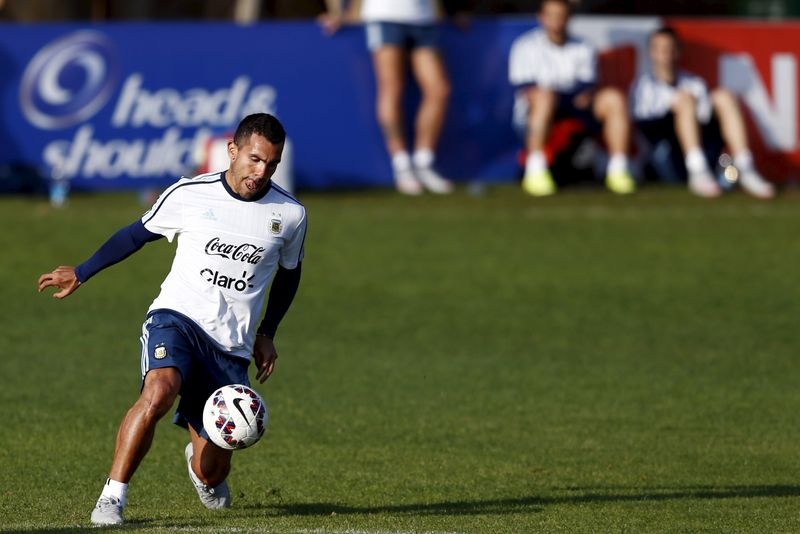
2, 185, 800, 533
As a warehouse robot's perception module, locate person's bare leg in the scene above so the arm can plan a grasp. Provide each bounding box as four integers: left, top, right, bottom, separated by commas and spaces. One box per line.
593, 87, 635, 194
670, 90, 702, 155
372, 45, 420, 194
593, 87, 629, 156
712, 88, 774, 197
188, 425, 233, 488
408, 46, 453, 193
526, 87, 557, 154
372, 46, 407, 156
410, 47, 450, 153
711, 88, 748, 155
670, 90, 719, 197
109, 367, 182, 482
521, 87, 558, 196
91, 367, 181, 525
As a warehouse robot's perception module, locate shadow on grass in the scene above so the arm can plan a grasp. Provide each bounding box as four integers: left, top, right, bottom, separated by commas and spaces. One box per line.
5, 485, 800, 531
262, 484, 800, 517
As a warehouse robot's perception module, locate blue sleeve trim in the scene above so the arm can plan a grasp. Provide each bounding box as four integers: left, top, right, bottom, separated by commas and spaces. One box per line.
75, 220, 163, 283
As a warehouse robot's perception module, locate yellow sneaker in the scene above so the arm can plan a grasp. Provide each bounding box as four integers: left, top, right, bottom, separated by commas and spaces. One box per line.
605, 171, 636, 195
522, 169, 557, 197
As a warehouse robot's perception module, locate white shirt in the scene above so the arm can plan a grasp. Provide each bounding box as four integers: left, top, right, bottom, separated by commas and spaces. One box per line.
360, 0, 437, 24
630, 70, 712, 124
509, 28, 597, 93
142, 171, 306, 360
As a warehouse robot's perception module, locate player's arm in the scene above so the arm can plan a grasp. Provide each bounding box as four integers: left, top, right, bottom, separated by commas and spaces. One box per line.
37, 220, 163, 299
253, 263, 302, 383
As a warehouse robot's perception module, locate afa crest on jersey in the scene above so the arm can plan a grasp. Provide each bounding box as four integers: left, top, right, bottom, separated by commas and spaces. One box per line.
269, 214, 282, 235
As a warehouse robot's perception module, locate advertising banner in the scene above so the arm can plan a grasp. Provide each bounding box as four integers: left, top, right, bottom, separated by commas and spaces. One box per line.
0, 18, 796, 191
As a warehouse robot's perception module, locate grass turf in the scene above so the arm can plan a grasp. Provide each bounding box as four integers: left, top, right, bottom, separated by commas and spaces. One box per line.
1, 185, 799, 533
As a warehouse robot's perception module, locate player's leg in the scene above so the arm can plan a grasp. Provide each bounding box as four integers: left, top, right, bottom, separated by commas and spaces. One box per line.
670, 90, 720, 197
409, 45, 453, 193
592, 87, 635, 194
91, 367, 182, 525
711, 88, 774, 198
188, 424, 233, 486
522, 86, 558, 196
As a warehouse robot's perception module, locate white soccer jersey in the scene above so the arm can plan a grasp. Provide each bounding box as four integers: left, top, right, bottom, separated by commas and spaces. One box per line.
141, 172, 306, 360
360, 0, 437, 23
630, 70, 712, 124
509, 28, 597, 92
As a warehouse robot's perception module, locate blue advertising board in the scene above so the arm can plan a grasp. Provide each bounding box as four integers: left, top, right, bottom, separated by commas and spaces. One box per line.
0, 20, 533, 190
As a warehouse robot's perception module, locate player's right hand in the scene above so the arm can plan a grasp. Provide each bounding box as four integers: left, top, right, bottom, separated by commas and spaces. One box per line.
37, 266, 81, 299
317, 13, 343, 35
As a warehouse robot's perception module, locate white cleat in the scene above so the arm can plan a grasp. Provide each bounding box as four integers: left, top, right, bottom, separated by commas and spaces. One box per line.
394, 168, 423, 196
689, 170, 722, 198
739, 169, 775, 199
90, 496, 124, 526
414, 165, 454, 194
185, 443, 231, 509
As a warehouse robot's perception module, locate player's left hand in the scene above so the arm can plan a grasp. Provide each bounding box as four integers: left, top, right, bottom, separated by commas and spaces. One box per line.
253, 335, 278, 383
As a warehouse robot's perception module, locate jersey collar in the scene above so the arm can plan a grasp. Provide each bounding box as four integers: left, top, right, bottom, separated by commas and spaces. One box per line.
220, 171, 272, 202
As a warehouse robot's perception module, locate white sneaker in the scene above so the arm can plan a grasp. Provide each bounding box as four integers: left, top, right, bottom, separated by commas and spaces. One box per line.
414, 165, 454, 194
185, 443, 231, 509
739, 169, 775, 199
689, 170, 722, 198
90, 495, 124, 525
394, 168, 423, 196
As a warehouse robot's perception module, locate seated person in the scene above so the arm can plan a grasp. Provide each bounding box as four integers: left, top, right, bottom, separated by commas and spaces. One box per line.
509, 0, 635, 196
630, 26, 774, 199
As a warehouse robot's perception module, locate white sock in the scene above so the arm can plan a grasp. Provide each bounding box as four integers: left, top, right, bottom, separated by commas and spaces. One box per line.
607, 153, 629, 175
733, 150, 754, 173
391, 151, 412, 173
412, 148, 435, 169
525, 151, 547, 175
685, 147, 710, 174
100, 478, 128, 508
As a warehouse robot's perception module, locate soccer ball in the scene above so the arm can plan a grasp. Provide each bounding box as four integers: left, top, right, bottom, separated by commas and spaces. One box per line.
202, 384, 267, 450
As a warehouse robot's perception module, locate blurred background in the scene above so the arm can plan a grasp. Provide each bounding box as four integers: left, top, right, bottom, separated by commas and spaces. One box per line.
0, 0, 797, 199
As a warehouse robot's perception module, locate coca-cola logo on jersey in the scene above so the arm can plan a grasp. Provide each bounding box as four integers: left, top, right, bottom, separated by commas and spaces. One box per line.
205, 237, 264, 264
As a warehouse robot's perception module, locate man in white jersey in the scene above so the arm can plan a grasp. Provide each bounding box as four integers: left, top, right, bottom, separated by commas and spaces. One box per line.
630, 27, 774, 198
321, 0, 454, 195
509, 0, 635, 196
37, 113, 306, 525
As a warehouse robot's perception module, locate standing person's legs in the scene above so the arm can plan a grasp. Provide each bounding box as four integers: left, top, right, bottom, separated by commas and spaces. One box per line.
669, 90, 720, 197
409, 46, 453, 193
521, 87, 558, 196
593, 87, 635, 194
710, 88, 774, 198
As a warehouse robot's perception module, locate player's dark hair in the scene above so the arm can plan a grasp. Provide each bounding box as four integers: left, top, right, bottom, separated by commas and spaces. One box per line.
233, 113, 286, 146
650, 26, 681, 48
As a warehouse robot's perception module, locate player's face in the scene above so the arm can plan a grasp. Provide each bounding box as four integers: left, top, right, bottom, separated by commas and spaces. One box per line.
650, 33, 680, 73
539, 1, 570, 43
226, 133, 283, 199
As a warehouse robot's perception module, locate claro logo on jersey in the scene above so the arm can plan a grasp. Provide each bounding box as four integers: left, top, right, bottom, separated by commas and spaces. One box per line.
200, 269, 254, 292
205, 237, 264, 264
21, 30, 278, 181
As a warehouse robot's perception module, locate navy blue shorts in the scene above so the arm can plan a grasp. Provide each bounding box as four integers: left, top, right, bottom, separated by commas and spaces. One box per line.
637, 113, 723, 181
140, 309, 250, 440
552, 90, 600, 131
365, 21, 440, 51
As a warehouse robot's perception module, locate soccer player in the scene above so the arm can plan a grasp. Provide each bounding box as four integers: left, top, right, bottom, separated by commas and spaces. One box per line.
37, 113, 306, 526
630, 27, 775, 198
509, 0, 636, 196
320, 0, 454, 195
